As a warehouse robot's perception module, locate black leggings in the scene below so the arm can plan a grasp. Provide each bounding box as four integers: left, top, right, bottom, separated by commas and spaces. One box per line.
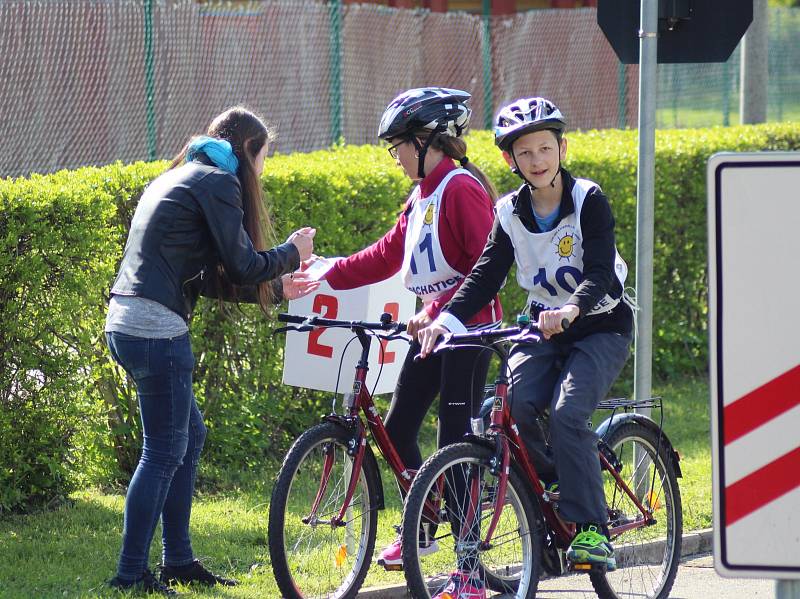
384, 339, 490, 564
384, 339, 492, 472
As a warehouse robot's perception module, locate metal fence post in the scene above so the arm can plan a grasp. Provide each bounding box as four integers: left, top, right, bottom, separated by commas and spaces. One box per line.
144, 0, 156, 161
775, 8, 784, 122
617, 61, 626, 128
723, 58, 731, 127
329, 0, 343, 143
481, 0, 493, 129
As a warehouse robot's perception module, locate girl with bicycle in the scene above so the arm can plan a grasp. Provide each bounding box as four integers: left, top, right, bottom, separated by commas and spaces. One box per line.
419, 97, 634, 583
105, 107, 318, 595
321, 87, 502, 572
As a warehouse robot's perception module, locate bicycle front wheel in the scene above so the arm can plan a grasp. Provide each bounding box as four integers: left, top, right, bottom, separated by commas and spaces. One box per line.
591, 422, 683, 599
268, 421, 379, 599
401, 442, 540, 599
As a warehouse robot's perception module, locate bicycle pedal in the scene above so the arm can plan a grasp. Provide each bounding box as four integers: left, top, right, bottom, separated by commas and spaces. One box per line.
376, 560, 403, 572
543, 490, 561, 502
567, 560, 608, 574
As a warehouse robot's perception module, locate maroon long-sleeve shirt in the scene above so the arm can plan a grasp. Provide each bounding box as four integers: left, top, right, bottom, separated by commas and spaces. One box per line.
324, 158, 502, 326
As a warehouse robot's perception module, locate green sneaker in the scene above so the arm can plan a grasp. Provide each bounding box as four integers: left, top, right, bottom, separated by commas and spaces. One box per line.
566, 524, 616, 571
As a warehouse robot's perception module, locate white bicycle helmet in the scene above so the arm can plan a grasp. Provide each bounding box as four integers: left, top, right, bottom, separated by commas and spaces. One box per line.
378, 87, 472, 141
494, 97, 566, 152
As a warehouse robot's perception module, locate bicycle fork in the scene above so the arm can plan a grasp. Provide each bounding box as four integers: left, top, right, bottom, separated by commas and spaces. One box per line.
478, 434, 512, 550
303, 423, 367, 529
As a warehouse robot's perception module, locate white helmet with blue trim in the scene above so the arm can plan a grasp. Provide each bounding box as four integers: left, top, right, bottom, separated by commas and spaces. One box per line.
494, 97, 566, 152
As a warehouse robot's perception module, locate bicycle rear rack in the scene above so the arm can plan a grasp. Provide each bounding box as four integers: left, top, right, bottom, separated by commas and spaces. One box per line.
597, 397, 662, 411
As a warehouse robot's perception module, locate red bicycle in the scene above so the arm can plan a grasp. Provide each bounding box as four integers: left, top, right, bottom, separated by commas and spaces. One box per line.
268, 312, 440, 599
400, 319, 683, 599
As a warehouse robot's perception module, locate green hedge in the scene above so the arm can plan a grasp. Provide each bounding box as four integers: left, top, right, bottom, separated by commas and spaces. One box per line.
2, 123, 799, 512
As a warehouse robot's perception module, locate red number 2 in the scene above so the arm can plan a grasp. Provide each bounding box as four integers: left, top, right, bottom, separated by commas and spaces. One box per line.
307, 294, 338, 358
378, 302, 399, 364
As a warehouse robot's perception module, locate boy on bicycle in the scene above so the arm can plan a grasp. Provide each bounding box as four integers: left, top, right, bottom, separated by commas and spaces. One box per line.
419, 97, 634, 574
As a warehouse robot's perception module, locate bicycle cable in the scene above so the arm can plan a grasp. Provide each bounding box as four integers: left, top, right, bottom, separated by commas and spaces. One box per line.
332, 334, 360, 413
369, 328, 386, 399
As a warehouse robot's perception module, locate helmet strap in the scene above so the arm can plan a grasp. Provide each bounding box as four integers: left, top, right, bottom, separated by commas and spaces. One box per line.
510, 149, 534, 188
414, 128, 444, 179
549, 167, 560, 188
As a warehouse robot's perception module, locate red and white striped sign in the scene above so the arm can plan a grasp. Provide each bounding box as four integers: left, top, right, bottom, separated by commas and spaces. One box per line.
708, 152, 800, 578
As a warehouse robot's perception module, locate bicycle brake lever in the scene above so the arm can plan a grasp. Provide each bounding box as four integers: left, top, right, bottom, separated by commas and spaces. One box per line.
430, 333, 454, 355
509, 329, 541, 344
271, 325, 313, 336
382, 333, 412, 343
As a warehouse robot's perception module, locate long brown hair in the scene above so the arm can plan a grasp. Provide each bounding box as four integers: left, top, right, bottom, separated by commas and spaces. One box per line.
171, 106, 277, 312
412, 130, 499, 201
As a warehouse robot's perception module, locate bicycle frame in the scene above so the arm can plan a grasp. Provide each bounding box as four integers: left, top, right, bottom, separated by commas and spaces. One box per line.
438, 326, 660, 553
278, 315, 441, 530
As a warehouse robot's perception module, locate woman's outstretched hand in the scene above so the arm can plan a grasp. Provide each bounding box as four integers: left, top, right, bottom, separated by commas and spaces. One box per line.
287, 227, 316, 261
281, 271, 320, 300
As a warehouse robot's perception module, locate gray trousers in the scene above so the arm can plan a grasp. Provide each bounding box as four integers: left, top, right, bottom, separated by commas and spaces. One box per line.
508, 331, 631, 525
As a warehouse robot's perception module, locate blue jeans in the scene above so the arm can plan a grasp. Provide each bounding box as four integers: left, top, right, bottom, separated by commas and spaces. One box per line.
106, 331, 207, 581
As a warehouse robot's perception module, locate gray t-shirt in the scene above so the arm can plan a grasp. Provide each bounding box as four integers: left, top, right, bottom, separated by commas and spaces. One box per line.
105, 294, 189, 338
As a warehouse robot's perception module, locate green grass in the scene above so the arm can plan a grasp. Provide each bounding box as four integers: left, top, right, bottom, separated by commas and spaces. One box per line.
0, 377, 711, 598
654, 106, 800, 129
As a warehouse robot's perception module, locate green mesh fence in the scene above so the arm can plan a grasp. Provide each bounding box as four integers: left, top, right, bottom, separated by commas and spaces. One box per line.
1, 1, 798, 178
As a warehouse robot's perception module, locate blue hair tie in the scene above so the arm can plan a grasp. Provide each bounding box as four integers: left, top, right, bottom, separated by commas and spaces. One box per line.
186, 136, 239, 175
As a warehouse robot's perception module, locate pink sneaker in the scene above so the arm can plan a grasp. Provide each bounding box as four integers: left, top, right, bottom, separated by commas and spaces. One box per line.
432, 571, 486, 599
376, 537, 440, 570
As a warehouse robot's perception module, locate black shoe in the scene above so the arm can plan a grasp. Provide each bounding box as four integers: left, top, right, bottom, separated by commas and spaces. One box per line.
159, 560, 238, 587
108, 569, 179, 596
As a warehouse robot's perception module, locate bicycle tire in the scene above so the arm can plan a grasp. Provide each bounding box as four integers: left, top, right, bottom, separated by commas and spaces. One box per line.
590, 421, 683, 599
268, 421, 380, 599
401, 442, 540, 599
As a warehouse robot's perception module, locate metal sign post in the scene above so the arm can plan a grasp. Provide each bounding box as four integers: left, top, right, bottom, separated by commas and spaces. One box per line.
598, 0, 753, 407
632, 0, 657, 409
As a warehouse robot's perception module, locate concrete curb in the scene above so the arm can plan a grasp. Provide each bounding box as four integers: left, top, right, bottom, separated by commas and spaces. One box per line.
357, 528, 715, 598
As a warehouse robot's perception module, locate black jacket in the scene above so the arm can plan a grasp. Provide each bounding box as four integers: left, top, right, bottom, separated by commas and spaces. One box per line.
110, 158, 300, 320
444, 169, 632, 343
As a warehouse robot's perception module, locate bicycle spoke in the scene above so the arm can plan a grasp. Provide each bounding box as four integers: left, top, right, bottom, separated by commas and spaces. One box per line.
592, 423, 682, 599
401, 443, 539, 598
269, 423, 378, 599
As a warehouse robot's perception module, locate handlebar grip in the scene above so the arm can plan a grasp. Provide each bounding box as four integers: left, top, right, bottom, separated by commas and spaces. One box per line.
561, 318, 571, 330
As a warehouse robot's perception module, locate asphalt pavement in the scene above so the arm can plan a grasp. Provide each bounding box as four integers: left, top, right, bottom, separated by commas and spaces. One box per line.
359, 529, 780, 598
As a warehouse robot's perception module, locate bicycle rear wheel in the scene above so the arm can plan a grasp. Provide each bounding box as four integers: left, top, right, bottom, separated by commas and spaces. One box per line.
401, 442, 540, 599
268, 421, 379, 599
591, 422, 682, 599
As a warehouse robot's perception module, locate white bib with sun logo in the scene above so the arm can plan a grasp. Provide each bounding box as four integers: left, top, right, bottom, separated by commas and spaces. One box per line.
400, 168, 476, 305
496, 178, 628, 316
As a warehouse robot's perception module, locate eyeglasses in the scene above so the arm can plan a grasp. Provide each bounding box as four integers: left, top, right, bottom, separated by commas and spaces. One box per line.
387, 139, 405, 159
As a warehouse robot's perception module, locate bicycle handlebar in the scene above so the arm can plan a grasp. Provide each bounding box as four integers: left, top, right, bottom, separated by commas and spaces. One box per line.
445, 317, 569, 344
276, 312, 408, 333
430, 317, 570, 356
